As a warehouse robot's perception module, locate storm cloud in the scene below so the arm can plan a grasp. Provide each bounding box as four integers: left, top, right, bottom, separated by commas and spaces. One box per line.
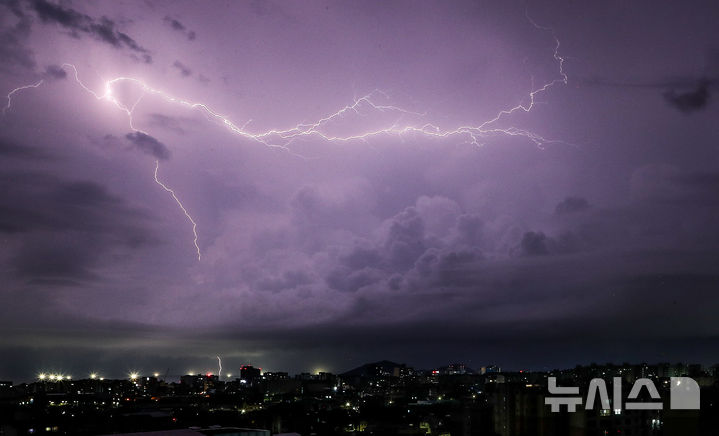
43, 64, 67, 80
172, 60, 192, 78
125, 132, 171, 160
663, 81, 712, 113
0, 2, 36, 73
1, 1, 719, 381
164, 16, 196, 41
30, 0, 152, 63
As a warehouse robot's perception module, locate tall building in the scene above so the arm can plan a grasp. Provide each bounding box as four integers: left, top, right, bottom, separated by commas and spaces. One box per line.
240, 365, 261, 383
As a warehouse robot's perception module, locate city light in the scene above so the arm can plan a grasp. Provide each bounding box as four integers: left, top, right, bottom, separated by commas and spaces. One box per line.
129, 373, 139, 380
90, 373, 97, 379
38, 374, 46, 380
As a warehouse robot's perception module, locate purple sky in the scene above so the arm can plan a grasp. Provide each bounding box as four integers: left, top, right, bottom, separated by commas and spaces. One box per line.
1, 0, 719, 381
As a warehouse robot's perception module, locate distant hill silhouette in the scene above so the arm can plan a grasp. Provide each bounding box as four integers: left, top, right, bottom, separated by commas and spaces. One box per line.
342, 361, 478, 377
341, 360, 405, 377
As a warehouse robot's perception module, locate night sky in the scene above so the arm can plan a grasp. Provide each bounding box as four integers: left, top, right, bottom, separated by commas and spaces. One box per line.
2, 0, 719, 382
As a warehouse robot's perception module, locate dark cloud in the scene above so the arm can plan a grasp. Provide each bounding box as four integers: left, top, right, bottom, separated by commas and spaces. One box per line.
326, 266, 384, 292
260, 195, 483, 294
0, 174, 148, 236
30, 0, 152, 63
197, 74, 210, 84
409, 247, 480, 288
1, 0, 24, 17
580, 76, 711, 90
555, 196, 589, 215
32, 0, 91, 28
0, 167, 154, 286
383, 206, 427, 270
630, 165, 719, 207
42, 64, 67, 80
0, 36, 36, 72
11, 234, 99, 284
147, 114, 187, 134
341, 246, 382, 270
163, 16, 196, 40
6, 247, 719, 379
580, 76, 715, 114
186, 250, 719, 373
663, 81, 711, 113
172, 60, 192, 77
0, 3, 36, 72
256, 270, 313, 292
0, 137, 51, 160
125, 132, 171, 160
518, 231, 549, 256
675, 172, 719, 193
453, 214, 483, 246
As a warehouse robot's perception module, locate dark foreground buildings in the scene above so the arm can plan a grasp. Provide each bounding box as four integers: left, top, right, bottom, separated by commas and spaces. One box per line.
1, 361, 718, 435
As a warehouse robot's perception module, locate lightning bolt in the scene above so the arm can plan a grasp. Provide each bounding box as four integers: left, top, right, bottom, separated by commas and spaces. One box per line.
3, 80, 44, 115
216, 355, 222, 378
5, 19, 570, 261
58, 13, 569, 151
60, 64, 203, 259
154, 160, 201, 261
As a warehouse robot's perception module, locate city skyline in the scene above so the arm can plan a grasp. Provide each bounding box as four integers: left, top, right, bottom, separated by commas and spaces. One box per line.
5, 359, 715, 435
2, 1, 719, 384
5, 359, 713, 385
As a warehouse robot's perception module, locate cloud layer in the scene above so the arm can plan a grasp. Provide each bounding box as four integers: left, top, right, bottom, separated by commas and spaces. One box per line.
1, 1, 719, 381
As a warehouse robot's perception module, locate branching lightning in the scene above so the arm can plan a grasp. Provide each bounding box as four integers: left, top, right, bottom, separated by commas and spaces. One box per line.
57, 13, 568, 151
154, 160, 201, 261
5, 20, 569, 261
60, 63, 202, 260
3, 80, 44, 115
